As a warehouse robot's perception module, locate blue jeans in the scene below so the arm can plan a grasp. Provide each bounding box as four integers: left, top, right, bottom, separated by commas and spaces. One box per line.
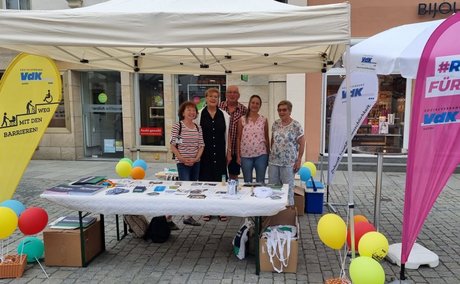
177, 162, 200, 181
241, 154, 268, 183
268, 164, 295, 205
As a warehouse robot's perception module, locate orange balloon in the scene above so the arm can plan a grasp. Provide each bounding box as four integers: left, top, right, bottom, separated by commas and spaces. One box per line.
354, 215, 369, 224
131, 166, 146, 179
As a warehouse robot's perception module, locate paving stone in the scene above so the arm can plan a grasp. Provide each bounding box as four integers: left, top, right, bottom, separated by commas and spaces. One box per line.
10, 161, 460, 283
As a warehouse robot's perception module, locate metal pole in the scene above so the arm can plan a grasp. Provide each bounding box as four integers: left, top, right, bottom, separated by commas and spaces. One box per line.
374, 153, 383, 231
133, 72, 141, 149
345, 44, 356, 258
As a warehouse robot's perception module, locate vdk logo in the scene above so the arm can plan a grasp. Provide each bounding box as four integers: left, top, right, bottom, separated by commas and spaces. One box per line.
361, 57, 374, 63
423, 111, 459, 125
341, 87, 363, 99
20, 72, 42, 81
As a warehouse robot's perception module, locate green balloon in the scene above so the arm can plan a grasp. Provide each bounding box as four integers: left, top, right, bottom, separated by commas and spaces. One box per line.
349, 256, 385, 284
120, 157, 133, 166
98, 92, 107, 103
17, 237, 44, 263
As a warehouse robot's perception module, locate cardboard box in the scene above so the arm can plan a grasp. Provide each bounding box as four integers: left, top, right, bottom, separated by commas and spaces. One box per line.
294, 186, 305, 216
306, 188, 325, 214
44, 220, 103, 267
260, 207, 299, 273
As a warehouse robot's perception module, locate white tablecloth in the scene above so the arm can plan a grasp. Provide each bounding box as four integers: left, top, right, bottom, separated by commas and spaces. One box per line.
40, 179, 289, 217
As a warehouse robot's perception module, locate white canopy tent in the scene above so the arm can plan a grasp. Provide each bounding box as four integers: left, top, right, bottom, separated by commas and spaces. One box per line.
346, 19, 444, 150
0, 0, 350, 75
347, 19, 443, 78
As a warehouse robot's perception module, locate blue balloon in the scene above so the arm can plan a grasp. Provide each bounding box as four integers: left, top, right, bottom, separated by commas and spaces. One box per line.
299, 166, 311, 182
133, 159, 148, 171
17, 237, 44, 263
0, 200, 26, 217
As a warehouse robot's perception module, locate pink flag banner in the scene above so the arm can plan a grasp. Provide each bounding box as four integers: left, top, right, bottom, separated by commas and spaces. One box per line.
402, 13, 460, 264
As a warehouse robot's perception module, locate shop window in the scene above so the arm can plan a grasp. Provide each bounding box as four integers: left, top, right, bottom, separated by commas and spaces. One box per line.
177, 75, 226, 110
48, 74, 66, 128
139, 74, 165, 146
324, 74, 406, 152
5, 0, 30, 9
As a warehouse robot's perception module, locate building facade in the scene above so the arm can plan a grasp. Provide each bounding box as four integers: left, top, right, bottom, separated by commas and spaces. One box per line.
1, 0, 455, 163
305, 0, 455, 161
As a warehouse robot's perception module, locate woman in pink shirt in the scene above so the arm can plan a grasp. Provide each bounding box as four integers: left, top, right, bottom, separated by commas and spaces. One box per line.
236, 95, 269, 183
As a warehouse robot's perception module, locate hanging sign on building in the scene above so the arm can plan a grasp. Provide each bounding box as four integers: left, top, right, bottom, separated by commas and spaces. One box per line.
0, 53, 61, 201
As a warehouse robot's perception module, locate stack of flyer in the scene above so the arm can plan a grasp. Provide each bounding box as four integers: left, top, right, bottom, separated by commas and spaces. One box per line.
49, 216, 97, 229
44, 184, 106, 195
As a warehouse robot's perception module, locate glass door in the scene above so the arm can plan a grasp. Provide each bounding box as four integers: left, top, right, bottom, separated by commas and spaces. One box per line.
81, 71, 123, 159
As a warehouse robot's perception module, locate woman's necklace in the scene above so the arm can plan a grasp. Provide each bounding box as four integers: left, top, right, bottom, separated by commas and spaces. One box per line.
281, 118, 292, 126
183, 119, 195, 128
207, 107, 217, 118
249, 113, 259, 122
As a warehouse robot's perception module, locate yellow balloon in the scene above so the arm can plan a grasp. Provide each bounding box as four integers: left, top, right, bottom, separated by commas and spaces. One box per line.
0, 207, 18, 239
303, 161, 317, 177
317, 213, 347, 250
358, 231, 389, 261
349, 256, 385, 284
115, 161, 132, 178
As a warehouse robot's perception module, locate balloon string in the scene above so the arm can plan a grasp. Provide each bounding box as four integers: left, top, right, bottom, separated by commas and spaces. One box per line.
339, 205, 352, 280
35, 257, 50, 279
20, 239, 25, 257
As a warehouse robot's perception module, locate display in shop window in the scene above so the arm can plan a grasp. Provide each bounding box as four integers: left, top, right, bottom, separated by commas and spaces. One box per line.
325, 74, 406, 151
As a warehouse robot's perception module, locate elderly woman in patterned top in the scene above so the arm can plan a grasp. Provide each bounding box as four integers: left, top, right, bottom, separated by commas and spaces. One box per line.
268, 100, 305, 205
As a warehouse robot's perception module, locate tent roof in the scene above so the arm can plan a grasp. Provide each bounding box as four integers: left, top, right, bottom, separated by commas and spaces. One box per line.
0, 0, 350, 74
347, 20, 443, 78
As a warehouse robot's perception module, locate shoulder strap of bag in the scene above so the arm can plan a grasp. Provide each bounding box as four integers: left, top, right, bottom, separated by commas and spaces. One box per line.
176, 121, 183, 148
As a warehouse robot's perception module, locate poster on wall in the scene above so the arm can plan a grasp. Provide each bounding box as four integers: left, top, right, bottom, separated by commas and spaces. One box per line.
0, 53, 61, 201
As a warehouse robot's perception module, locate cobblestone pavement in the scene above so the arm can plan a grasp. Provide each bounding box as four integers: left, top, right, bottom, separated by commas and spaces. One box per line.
2, 160, 459, 283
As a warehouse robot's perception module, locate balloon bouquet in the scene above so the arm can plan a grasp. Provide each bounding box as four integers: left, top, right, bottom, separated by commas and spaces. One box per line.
0, 199, 49, 278
317, 212, 390, 284
298, 161, 317, 186
115, 158, 148, 179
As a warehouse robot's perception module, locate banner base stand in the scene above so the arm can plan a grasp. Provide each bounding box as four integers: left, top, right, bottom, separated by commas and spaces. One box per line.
387, 243, 439, 269
388, 280, 415, 284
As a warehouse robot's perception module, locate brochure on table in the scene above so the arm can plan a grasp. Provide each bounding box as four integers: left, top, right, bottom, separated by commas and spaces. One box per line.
41, 179, 288, 217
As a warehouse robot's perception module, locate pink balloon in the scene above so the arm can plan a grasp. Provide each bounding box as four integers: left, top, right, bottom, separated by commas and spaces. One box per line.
18, 207, 48, 235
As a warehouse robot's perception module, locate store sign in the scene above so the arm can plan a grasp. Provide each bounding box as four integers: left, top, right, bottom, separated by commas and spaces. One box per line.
140, 127, 163, 136
89, 104, 122, 113
418, 2, 459, 18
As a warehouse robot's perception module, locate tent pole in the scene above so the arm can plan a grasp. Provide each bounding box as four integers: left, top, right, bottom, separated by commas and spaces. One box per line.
133, 72, 141, 150
323, 68, 347, 214
319, 72, 326, 184
345, 44, 356, 258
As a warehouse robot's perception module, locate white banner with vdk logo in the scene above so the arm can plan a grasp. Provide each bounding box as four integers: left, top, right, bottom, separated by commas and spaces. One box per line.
327, 71, 379, 184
